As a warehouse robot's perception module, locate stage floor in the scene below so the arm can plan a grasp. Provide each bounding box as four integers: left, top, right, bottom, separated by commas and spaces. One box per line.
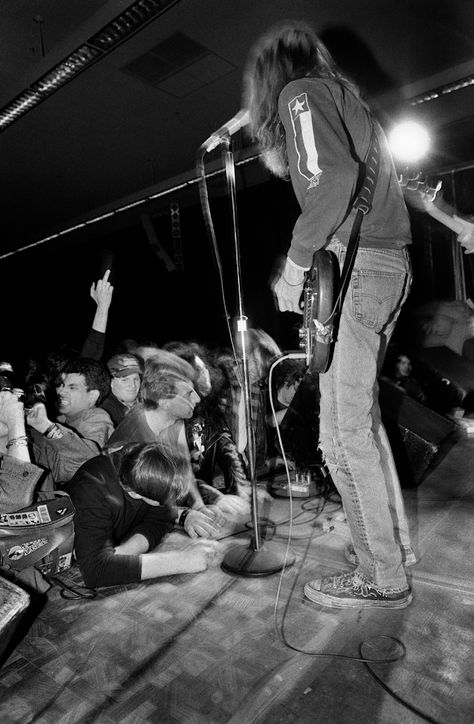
0, 438, 473, 724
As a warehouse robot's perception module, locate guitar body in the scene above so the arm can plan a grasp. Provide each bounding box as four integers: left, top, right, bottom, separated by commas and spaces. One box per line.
299, 249, 339, 374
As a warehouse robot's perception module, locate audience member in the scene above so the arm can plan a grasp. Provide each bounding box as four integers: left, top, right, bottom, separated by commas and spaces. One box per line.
27, 358, 114, 487
414, 299, 474, 356
381, 352, 427, 404
101, 353, 141, 426
268, 359, 306, 427
42, 270, 115, 389
107, 351, 226, 538
81, 269, 114, 360
163, 341, 251, 506
0, 388, 54, 595
135, 340, 161, 364
217, 329, 282, 473
0, 388, 44, 511
66, 442, 221, 588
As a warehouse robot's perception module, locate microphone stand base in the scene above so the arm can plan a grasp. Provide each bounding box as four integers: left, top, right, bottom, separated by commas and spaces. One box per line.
221, 541, 295, 577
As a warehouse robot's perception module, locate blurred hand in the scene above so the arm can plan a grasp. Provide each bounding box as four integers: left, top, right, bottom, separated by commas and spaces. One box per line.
26, 403, 52, 434
90, 269, 114, 309
184, 506, 225, 539
180, 540, 223, 571
214, 494, 250, 515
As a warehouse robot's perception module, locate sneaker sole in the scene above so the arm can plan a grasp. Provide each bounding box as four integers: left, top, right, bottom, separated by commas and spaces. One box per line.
304, 583, 413, 609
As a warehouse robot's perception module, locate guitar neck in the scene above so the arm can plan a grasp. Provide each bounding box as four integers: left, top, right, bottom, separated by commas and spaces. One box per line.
425, 203, 463, 235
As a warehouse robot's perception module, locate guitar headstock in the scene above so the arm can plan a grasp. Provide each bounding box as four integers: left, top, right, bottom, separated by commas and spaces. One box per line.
399, 172, 442, 212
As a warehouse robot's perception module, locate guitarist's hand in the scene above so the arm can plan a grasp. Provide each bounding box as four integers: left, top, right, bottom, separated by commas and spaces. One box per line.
273, 258, 305, 314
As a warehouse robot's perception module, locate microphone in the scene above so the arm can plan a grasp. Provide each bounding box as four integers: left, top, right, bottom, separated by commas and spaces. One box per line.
201, 109, 250, 152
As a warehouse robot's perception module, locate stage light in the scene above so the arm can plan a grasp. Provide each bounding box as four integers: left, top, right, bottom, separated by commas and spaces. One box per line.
388, 121, 431, 164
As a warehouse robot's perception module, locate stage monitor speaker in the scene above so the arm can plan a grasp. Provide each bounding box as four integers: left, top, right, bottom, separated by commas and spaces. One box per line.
379, 379, 455, 486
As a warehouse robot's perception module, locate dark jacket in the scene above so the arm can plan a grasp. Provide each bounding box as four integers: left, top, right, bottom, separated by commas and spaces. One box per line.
66, 451, 176, 588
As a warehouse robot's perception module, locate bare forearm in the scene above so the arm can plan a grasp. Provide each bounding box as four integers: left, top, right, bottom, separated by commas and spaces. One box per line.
6, 419, 30, 462
140, 549, 199, 579
91, 306, 109, 334
114, 533, 149, 555
140, 541, 220, 579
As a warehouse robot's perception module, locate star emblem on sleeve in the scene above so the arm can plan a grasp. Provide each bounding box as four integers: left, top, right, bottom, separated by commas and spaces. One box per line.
290, 94, 308, 118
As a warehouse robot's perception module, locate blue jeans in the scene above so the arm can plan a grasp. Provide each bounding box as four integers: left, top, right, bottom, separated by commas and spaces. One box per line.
319, 239, 412, 590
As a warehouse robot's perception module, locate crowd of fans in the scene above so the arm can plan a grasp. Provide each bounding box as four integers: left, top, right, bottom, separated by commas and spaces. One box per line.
0, 271, 311, 592
3, 263, 473, 599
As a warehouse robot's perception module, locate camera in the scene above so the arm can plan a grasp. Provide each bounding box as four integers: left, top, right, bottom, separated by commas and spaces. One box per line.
23, 384, 48, 411
0, 373, 47, 411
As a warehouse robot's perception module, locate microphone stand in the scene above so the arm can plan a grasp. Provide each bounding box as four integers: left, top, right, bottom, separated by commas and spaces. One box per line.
219, 136, 295, 576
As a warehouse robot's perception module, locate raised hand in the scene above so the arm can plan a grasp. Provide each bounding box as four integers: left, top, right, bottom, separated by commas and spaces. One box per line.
26, 402, 52, 434
90, 269, 114, 309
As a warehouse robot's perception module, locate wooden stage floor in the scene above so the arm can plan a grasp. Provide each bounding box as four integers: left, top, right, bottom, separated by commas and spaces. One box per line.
0, 437, 473, 724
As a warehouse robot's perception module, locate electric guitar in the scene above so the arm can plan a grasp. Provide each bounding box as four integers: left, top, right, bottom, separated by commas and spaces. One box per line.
299, 178, 474, 374
298, 249, 339, 374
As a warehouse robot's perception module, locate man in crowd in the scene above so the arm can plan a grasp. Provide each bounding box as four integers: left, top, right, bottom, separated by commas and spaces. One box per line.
28, 358, 114, 487
107, 350, 226, 539
101, 353, 141, 426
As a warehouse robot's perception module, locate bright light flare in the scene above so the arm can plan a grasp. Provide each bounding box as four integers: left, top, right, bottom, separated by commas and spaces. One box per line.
388, 121, 431, 163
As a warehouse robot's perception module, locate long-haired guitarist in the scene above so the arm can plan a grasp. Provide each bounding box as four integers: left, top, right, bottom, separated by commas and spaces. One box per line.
243, 20, 414, 609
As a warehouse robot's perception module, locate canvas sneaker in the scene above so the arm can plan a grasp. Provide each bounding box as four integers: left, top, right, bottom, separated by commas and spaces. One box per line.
344, 543, 417, 567
304, 570, 412, 609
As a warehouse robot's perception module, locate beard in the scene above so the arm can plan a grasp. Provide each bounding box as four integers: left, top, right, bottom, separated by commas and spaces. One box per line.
261, 147, 288, 179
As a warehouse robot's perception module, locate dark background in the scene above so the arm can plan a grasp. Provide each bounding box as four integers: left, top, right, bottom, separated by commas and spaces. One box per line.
3, 160, 474, 375
0, 0, 473, 371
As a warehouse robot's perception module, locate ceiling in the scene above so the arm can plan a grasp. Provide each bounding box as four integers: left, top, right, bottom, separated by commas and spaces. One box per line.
0, 0, 473, 259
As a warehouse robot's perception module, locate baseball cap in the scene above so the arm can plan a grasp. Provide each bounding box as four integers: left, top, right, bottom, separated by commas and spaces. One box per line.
107, 354, 141, 378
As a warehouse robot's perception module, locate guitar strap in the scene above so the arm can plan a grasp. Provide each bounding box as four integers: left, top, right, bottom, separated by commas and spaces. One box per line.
329, 120, 381, 338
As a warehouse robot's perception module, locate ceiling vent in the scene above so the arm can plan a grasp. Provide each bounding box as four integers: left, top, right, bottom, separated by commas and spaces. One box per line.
123, 31, 236, 97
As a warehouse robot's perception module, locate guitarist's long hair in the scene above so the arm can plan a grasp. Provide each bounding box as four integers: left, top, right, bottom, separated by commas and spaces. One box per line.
243, 20, 365, 179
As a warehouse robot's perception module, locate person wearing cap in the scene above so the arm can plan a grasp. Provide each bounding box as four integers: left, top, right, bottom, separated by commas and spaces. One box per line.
101, 354, 141, 426
106, 350, 227, 539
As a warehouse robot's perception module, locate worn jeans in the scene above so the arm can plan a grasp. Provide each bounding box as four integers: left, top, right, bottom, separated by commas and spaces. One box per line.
319, 239, 412, 590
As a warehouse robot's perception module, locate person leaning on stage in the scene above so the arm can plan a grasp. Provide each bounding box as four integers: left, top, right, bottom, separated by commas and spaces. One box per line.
244, 21, 414, 609
162, 340, 251, 509
106, 350, 226, 539
65, 442, 221, 589
27, 358, 114, 487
